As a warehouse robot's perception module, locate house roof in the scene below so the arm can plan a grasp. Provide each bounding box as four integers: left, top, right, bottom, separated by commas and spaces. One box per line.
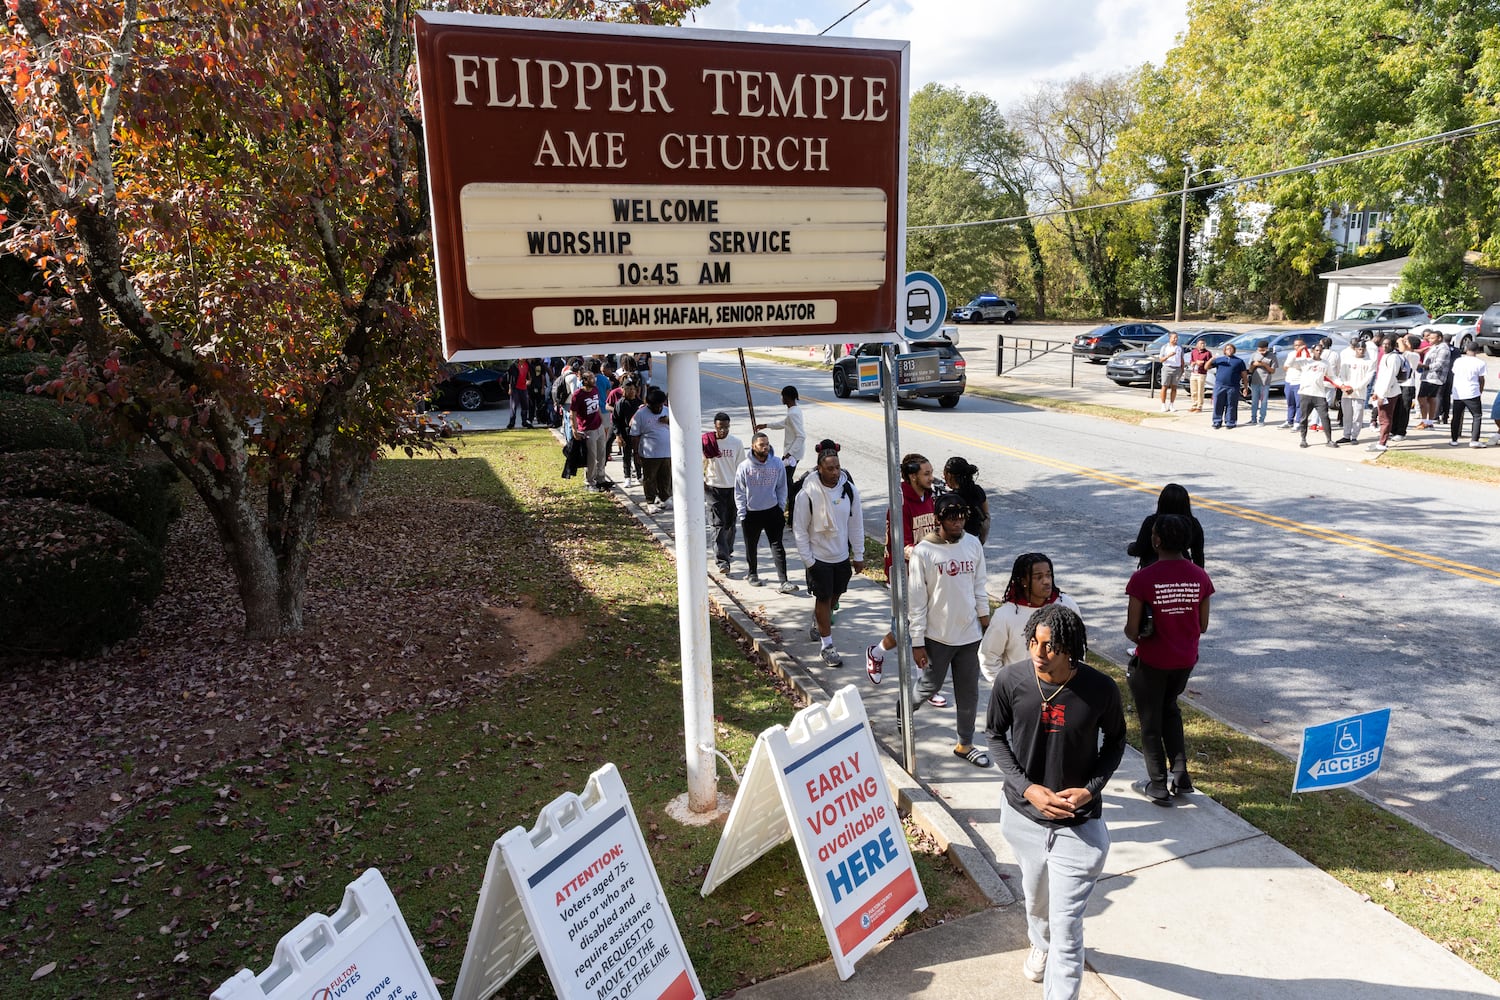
1320, 252, 1500, 281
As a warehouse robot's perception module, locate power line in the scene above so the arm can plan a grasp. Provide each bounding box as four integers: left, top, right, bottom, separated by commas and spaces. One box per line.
909, 117, 1500, 232
819, 0, 875, 35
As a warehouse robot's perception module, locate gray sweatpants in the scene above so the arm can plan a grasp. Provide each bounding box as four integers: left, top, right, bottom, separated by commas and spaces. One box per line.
1341, 395, 1367, 442
912, 638, 981, 745
1001, 800, 1110, 1000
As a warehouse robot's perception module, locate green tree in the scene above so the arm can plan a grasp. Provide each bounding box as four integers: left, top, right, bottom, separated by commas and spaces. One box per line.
908, 84, 1040, 314
1012, 74, 1145, 315
1125, 0, 1500, 316
0, 0, 702, 639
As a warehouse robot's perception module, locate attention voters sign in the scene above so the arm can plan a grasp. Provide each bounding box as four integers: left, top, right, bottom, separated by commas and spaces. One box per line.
1294, 708, 1392, 793
701, 686, 925, 980
454, 763, 702, 1000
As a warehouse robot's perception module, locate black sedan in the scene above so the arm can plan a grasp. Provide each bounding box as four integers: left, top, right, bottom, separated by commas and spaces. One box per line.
430, 365, 509, 411
1072, 322, 1171, 362
1105, 329, 1237, 386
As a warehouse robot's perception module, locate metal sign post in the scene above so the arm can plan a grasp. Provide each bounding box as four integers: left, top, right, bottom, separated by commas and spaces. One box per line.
880, 344, 915, 774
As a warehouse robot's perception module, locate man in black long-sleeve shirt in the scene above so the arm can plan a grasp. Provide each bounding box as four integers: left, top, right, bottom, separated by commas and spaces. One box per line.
986, 604, 1125, 999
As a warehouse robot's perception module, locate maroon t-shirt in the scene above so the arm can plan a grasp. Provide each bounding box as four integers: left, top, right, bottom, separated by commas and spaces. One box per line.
570, 387, 602, 433
1126, 558, 1214, 670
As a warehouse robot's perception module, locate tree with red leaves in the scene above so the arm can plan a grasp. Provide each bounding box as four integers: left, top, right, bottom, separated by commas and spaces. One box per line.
0, 0, 702, 638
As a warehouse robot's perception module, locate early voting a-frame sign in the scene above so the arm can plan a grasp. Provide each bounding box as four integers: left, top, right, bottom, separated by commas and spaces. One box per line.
452, 763, 703, 1000
212, 869, 441, 1000
701, 686, 925, 980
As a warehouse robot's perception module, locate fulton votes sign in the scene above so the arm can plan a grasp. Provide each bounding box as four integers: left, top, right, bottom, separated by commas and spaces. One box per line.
413, 14, 907, 359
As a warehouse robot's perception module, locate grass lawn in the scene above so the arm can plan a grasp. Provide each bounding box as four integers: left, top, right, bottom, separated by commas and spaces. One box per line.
0, 433, 987, 998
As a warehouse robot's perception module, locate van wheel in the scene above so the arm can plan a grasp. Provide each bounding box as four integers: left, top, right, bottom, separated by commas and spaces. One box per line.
938, 394, 960, 409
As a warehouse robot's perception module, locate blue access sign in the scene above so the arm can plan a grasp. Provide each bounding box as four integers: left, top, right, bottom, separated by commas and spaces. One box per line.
1293, 708, 1391, 793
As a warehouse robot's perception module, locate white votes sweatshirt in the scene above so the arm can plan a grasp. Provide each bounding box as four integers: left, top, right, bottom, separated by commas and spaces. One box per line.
703, 433, 743, 489
907, 532, 989, 647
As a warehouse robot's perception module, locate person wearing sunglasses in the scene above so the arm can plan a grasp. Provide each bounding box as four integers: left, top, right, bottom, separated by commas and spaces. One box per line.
901, 493, 991, 768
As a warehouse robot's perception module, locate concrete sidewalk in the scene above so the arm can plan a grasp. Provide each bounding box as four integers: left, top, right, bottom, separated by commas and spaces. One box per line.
608, 477, 1500, 999
445, 349, 1500, 996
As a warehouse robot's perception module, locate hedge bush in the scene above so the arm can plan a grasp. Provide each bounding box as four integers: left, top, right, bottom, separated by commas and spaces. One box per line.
0, 351, 64, 395
0, 497, 165, 656
0, 448, 180, 547
0, 393, 88, 453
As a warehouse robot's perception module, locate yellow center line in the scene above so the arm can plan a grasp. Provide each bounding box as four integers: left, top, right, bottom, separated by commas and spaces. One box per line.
706, 366, 1500, 585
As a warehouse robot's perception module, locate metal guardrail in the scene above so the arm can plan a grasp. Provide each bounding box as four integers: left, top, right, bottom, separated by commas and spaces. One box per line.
995, 334, 1079, 388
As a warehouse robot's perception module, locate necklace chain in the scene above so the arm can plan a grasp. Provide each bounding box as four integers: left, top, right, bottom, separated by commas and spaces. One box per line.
1035, 666, 1075, 707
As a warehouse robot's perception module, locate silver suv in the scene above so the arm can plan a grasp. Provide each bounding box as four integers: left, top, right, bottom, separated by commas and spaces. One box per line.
951, 293, 1018, 324
1316, 302, 1430, 334
1477, 302, 1500, 356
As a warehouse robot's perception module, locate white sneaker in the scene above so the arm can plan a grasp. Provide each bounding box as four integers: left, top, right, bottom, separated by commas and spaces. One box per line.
1471, 441, 1489, 449
1489, 434, 1500, 445
1023, 946, 1047, 983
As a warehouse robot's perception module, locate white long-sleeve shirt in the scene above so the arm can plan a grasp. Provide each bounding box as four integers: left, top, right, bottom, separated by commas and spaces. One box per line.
978, 594, 1083, 685
907, 532, 989, 647
1371, 352, 1403, 400
762, 405, 806, 466
792, 472, 864, 566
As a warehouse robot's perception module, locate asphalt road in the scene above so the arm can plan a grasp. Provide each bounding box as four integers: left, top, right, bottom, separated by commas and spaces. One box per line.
691, 349, 1500, 868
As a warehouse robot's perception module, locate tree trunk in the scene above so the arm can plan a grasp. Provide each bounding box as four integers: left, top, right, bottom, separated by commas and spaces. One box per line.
1018, 219, 1047, 320
207, 488, 295, 639
323, 443, 375, 521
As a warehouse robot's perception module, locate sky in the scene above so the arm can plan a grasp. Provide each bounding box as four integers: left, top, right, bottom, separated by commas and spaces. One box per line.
683, 0, 1188, 109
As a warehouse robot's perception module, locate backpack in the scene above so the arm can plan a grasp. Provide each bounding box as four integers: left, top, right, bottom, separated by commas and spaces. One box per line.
788, 469, 855, 525
552, 373, 572, 409
1394, 353, 1413, 380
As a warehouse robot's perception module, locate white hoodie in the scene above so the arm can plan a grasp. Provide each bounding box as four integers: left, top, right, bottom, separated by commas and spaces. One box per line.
907, 531, 989, 646
792, 471, 864, 566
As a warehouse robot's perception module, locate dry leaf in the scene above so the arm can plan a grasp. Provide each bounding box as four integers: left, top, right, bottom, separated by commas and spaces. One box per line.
31, 962, 57, 981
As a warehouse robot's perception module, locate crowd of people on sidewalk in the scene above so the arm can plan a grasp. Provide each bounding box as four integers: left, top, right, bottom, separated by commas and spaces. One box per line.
1157, 328, 1500, 450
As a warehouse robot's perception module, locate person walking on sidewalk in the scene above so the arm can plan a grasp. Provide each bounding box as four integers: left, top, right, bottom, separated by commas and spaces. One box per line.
979, 552, 1082, 686
735, 433, 797, 592
792, 446, 864, 665
703, 412, 744, 573
569, 370, 609, 491
942, 456, 991, 545
630, 386, 672, 509
902, 493, 992, 767
1127, 483, 1205, 570
1124, 513, 1214, 806
1208, 343, 1249, 429
757, 385, 807, 485
865, 455, 943, 707
1158, 331, 1185, 411
986, 604, 1125, 999
1449, 341, 1488, 448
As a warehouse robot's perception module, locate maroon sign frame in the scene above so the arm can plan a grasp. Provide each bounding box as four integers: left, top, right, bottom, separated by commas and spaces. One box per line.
414, 13, 907, 360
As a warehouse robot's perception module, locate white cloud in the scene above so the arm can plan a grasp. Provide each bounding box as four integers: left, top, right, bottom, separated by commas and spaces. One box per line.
684, 0, 1187, 109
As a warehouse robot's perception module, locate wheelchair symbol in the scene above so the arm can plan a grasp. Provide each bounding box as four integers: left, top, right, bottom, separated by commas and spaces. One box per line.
1333, 720, 1362, 755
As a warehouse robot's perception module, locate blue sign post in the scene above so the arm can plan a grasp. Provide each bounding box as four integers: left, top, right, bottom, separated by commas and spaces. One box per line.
1293, 708, 1392, 793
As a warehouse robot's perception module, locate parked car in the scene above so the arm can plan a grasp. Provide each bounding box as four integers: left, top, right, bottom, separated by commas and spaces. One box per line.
1105, 328, 1237, 387
430, 364, 508, 411
951, 293, 1019, 324
1476, 302, 1500, 356
1316, 302, 1431, 334
1424, 312, 1482, 352
1223, 328, 1349, 391
831, 339, 966, 407
1072, 322, 1171, 362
